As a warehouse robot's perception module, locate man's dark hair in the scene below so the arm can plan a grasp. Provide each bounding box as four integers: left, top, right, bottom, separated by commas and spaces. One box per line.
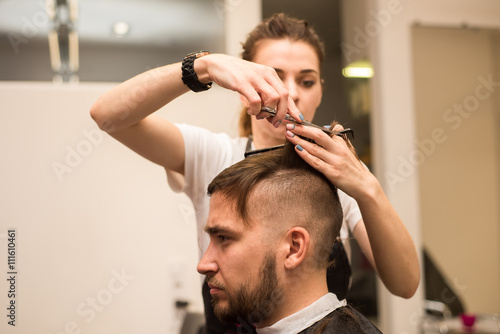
207, 140, 343, 269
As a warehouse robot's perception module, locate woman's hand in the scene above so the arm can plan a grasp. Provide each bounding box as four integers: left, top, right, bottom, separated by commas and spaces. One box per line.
284, 122, 377, 200
197, 54, 303, 126
285, 122, 420, 298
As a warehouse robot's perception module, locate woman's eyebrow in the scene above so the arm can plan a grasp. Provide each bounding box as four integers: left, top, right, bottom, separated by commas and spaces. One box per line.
274, 68, 319, 75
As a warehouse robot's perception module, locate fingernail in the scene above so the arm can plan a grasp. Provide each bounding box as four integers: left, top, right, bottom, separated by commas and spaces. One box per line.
296, 144, 303, 151
286, 123, 295, 130
299, 113, 305, 121
274, 120, 282, 128
286, 130, 295, 138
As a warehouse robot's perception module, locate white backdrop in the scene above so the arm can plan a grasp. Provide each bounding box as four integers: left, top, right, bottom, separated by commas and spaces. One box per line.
0, 81, 241, 334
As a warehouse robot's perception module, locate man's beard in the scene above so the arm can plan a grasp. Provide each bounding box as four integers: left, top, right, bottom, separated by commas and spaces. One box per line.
209, 254, 283, 326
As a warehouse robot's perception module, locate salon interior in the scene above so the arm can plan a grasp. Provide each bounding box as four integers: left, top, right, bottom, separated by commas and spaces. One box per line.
0, 0, 499, 333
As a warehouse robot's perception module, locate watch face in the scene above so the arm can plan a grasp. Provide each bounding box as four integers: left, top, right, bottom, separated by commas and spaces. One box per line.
188, 51, 210, 59
196, 51, 210, 59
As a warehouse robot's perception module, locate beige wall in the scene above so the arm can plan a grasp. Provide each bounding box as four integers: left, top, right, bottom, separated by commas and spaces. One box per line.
413, 27, 500, 314
493, 33, 500, 267
0, 82, 241, 334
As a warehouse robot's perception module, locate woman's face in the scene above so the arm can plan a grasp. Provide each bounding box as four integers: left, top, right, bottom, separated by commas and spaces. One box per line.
247, 38, 323, 147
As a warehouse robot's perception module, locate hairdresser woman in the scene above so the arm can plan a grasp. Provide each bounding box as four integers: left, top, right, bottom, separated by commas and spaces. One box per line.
91, 13, 419, 332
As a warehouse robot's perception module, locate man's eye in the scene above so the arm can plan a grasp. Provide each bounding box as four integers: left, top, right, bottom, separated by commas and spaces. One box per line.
217, 235, 230, 242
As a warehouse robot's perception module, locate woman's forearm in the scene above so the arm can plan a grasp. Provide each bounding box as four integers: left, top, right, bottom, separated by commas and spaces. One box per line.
90, 63, 189, 133
354, 179, 420, 299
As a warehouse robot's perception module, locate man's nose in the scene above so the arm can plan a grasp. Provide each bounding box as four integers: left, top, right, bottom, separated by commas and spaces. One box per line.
197, 244, 218, 275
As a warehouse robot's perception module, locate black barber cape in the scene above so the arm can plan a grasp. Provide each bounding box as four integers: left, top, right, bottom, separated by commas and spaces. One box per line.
297, 305, 382, 334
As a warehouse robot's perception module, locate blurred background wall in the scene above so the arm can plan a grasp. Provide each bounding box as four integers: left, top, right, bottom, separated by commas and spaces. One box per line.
0, 82, 244, 333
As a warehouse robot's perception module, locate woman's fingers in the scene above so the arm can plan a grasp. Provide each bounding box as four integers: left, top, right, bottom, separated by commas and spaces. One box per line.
206, 55, 295, 125
262, 71, 289, 126
285, 122, 368, 198
285, 96, 303, 123
285, 123, 341, 153
284, 124, 334, 169
332, 123, 344, 132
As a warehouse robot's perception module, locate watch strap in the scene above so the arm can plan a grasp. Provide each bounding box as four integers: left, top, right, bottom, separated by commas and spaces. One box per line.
181, 51, 212, 92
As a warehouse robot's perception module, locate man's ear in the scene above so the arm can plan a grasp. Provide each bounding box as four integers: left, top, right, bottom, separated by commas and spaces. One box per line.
282, 227, 310, 270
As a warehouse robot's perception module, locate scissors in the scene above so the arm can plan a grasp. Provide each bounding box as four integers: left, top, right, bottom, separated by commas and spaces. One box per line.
244, 108, 355, 158
260, 107, 354, 140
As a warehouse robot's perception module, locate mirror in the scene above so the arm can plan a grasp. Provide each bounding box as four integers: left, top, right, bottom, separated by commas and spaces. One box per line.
412, 25, 500, 316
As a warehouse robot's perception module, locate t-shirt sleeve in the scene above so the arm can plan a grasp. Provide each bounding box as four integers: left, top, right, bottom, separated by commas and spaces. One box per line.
338, 190, 362, 235
173, 123, 241, 208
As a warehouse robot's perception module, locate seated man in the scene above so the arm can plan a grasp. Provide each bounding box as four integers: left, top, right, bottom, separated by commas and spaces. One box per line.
197, 140, 381, 333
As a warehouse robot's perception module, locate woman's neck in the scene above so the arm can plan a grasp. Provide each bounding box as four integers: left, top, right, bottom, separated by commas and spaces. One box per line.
252, 134, 285, 150
250, 121, 286, 149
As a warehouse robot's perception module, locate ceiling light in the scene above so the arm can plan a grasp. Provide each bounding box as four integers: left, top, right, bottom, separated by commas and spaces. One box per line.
342, 60, 374, 78
113, 22, 130, 37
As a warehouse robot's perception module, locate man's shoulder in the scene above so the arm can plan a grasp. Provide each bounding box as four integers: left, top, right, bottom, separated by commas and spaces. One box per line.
298, 305, 382, 334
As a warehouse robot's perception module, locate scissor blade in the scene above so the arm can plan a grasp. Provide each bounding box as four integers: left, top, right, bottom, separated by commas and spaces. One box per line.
261, 107, 330, 131
260, 107, 354, 139
283, 115, 333, 134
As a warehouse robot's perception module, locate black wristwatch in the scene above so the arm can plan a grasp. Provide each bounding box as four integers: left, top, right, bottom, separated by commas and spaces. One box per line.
181, 51, 213, 92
